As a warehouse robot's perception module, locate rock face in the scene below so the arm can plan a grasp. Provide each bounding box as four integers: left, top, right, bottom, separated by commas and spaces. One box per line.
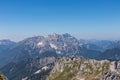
12, 33, 81, 56
102, 71, 120, 80
47, 57, 120, 80
0, 73, 8, 80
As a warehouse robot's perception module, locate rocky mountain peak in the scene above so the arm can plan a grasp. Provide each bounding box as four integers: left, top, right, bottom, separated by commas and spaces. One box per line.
48, 33, 60, 38
62, 33, 72, 38
0, 39, 15, 46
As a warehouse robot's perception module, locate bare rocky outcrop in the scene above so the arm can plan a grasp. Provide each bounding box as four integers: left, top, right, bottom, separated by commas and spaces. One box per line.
47, 57, 120, 80
0, 73, 8, 80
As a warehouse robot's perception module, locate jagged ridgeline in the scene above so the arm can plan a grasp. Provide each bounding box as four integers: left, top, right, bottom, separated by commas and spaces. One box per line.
47, 57, 120, 80
0, 33, 120, 80
0, 73, 7, 80
0, 33, 119, 68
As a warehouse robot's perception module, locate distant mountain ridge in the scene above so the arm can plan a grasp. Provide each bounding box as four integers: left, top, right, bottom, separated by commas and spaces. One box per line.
97, 48, 120, 61
79, 39, 118, 52
0, 33, 93, 68
0, 33, 119, 68
0, 40, 16, 67
0, 40, 15, 53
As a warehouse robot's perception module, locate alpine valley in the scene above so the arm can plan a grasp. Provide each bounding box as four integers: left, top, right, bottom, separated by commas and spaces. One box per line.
0, 33, 120, 80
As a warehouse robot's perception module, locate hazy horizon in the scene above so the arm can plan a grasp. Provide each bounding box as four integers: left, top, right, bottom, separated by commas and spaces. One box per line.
1, 33, 120, 42
0, 0, 120, 41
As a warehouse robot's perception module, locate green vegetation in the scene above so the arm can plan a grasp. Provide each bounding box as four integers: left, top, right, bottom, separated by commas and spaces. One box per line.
48, 67, 75, 80
92, 78, 100, 80
102, 62, 110, 71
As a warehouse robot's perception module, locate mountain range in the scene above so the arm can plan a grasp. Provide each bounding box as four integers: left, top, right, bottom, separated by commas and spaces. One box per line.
0, 33, 120, 80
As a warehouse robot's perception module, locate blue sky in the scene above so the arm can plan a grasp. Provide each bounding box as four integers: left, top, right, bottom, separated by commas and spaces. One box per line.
0, 0, 120, 41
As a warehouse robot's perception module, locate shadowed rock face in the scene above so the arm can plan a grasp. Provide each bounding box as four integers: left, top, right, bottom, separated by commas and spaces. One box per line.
0, 55, 57, 80
102, 71, 120, 80
47, 57, 120, 80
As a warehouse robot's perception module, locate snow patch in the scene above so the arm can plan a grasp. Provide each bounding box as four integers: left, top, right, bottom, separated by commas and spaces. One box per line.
42, 66, 48, 70
50, 43, 58, 49
34, 66, 48, 74
34, 69, 41, 74
56, 51, 61, 54
22, 77, 28, 80
37, 41, 44, 46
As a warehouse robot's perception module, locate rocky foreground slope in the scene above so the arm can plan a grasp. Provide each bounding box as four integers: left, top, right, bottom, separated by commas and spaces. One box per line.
0, 73, 7, 80
47, 57, 120, 80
